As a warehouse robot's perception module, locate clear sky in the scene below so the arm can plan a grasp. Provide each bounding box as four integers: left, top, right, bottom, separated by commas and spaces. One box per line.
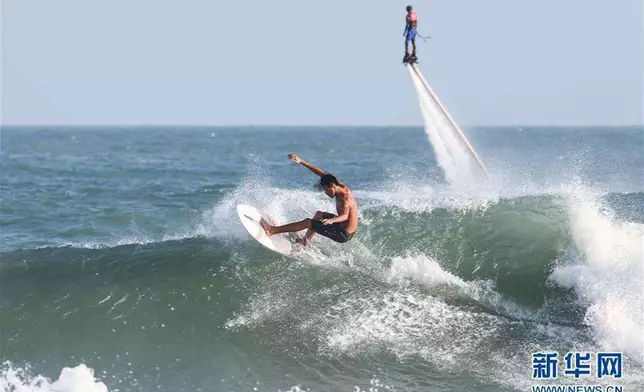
2, 0, 642, 126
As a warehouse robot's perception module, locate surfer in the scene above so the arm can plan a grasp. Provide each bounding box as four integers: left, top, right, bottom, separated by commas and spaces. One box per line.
403, 5, 418, 64
259, 154, 358, 246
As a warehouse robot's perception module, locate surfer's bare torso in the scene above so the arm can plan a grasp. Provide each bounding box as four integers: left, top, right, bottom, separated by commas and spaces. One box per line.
334, 187, 358, 234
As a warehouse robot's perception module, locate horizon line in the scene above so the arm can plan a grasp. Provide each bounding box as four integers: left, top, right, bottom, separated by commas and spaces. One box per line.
2, 123, 643, 129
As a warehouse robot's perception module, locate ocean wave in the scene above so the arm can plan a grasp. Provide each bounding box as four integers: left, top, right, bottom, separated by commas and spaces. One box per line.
2, 184, 642, 391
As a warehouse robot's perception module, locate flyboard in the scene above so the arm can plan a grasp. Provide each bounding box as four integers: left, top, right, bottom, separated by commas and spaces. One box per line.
236, 204, 302, 257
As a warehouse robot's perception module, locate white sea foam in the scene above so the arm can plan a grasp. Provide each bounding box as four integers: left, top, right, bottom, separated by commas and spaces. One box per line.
551, 192, 644, 365
1, 362, 108, 392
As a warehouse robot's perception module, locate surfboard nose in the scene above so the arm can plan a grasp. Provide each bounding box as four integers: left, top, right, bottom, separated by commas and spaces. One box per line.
236, 204, 294, 256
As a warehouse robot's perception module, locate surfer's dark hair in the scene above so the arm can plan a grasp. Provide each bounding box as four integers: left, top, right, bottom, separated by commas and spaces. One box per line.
319, 173, 341, 188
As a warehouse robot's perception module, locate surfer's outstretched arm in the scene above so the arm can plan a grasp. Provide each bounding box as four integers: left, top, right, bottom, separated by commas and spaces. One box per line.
288, 153, 325, 177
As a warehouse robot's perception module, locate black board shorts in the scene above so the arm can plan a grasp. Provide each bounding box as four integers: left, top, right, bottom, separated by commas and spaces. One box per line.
310, 212, 355, 243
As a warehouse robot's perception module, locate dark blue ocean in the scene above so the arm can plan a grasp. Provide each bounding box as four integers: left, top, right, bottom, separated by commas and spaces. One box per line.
1, 126, 643, 391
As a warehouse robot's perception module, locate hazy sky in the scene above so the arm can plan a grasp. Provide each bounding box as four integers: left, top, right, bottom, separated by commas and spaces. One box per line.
3, 0, 643, 126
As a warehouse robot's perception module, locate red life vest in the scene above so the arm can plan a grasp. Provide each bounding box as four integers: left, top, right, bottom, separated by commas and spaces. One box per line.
408, 11, 418, 28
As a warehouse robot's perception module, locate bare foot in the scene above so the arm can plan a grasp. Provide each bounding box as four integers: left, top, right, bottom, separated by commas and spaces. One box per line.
259, 218, 273, 236
297, 236, 310, 246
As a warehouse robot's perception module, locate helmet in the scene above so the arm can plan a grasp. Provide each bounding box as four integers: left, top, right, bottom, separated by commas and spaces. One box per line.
406, 5, 413, 12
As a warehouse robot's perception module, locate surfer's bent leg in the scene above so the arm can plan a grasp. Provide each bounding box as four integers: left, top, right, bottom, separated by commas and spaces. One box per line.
309, 212, 353, 244
260, 211, 353, 244
302, 211, 331, 245
260, 217, 312, 236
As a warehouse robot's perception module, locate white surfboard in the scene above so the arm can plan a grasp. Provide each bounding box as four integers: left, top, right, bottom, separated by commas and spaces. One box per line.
236, 204, 295, 256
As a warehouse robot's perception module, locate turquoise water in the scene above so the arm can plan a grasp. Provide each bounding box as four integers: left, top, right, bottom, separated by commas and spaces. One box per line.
1, 126, 643, 391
